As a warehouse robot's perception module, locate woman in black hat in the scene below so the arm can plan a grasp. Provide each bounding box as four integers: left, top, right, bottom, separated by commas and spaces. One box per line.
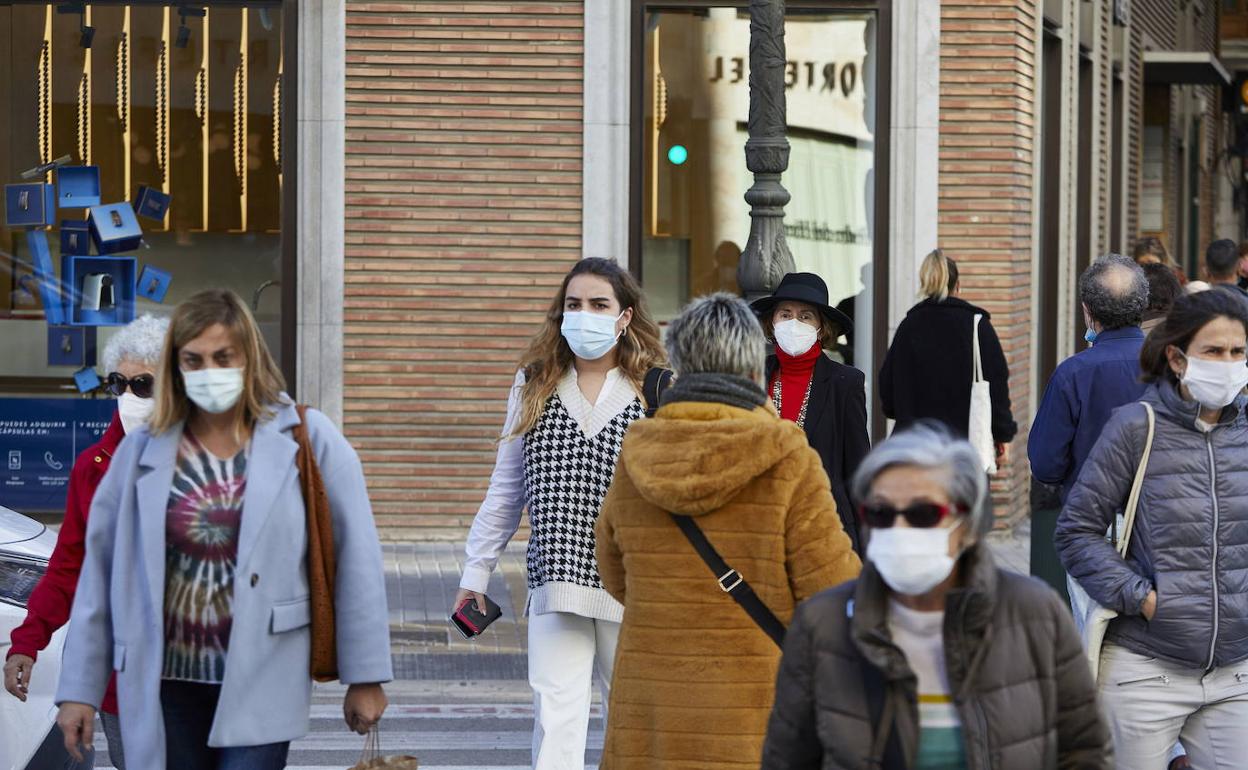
751, 272, 871, 554
879, 249, 1017, 465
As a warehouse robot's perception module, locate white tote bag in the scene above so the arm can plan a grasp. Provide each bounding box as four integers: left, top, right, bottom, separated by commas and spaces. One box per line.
1066, 401, 1155, 682
968, 314, 997, 474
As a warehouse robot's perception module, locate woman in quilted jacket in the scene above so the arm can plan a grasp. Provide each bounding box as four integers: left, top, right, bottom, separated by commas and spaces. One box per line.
595, 293, 861, 770
1057, 288, 1248, 770
762, 422, 1111, 769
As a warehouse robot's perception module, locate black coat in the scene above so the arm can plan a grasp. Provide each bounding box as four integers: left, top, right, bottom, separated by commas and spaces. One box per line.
765, 353, 871, 554
879, 297, 1017, 443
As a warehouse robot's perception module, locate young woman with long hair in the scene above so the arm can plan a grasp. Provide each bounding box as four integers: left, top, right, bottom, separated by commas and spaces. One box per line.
454, 258, 668, 769
54, 289, 392, 769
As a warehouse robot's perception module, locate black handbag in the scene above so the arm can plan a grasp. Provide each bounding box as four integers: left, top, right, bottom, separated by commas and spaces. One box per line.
668, 513, 785, 647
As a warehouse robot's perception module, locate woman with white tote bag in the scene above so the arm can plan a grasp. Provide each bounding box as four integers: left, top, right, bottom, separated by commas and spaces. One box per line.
880, 248, 1017, 470
1057, 288, 1248, 770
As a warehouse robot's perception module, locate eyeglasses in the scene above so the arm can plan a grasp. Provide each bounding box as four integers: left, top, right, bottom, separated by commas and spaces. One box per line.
858, 501, 966, 529
105, 372, 155, 399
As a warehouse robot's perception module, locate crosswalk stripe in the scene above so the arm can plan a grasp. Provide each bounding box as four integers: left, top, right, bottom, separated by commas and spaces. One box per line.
307, 703, 596, 719
290, 731, 602, 750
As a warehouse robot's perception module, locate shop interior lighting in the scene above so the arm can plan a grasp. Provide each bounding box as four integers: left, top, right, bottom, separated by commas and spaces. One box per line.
175, 5, 205, 49
56, 3, 93, 49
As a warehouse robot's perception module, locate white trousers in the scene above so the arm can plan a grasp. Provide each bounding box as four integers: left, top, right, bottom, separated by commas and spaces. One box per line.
528, 611, 620, 770
1098, 643, 1248, 770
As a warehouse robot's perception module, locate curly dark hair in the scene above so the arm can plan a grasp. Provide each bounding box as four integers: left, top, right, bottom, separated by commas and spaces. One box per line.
1078, 254, 1149, 330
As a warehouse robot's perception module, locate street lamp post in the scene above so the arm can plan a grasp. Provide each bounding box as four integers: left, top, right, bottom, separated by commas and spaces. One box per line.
737, 0, 794, 301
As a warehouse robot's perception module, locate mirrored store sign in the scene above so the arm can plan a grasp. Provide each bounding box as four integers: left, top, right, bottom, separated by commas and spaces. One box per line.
1, 2, 288, 391
642, 7, 877, 379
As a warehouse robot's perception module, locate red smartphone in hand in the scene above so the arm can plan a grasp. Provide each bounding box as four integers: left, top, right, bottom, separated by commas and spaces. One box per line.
450, 595, 502, 639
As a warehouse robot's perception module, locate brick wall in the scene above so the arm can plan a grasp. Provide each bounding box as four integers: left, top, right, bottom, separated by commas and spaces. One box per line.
939, 1, 1037, 525
343, 1, 584, 535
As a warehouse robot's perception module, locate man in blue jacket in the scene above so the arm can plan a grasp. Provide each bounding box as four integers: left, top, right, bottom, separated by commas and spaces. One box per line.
1030, 254, 1149, 500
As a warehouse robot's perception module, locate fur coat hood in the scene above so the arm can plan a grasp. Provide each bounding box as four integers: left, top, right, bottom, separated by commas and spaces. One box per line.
620, 400, 812, 516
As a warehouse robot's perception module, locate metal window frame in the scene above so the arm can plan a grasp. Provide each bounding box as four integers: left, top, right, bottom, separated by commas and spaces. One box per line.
0, 0, 298, 396
627, 0, 893, 437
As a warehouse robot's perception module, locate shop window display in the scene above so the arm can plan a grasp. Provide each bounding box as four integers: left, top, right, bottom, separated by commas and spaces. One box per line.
0, 2, 288, 512
639, 6, 878, 382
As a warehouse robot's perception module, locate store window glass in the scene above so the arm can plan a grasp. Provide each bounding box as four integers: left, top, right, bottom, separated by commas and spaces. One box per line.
0, 2, 288, 512
639, 6, 877, 381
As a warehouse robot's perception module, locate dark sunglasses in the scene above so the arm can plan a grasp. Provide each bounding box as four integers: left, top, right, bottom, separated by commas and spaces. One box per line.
858, 501, 967, 529
105, 372, 155, 399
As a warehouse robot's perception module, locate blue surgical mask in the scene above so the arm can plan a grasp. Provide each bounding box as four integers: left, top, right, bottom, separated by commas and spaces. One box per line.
561, 311, 625, 361
1084, 328, 1098, 345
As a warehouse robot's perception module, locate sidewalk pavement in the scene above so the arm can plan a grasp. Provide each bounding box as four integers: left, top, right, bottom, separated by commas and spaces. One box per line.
383, 522, 1032, 681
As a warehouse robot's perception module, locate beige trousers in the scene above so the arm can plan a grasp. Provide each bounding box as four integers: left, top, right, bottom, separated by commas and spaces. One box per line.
1098, 642, 1248, 770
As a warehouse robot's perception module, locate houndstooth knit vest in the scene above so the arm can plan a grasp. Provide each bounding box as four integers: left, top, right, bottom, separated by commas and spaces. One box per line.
522, 392, 642, 621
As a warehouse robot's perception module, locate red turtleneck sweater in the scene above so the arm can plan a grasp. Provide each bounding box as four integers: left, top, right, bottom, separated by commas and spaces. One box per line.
770, 343, 821, 423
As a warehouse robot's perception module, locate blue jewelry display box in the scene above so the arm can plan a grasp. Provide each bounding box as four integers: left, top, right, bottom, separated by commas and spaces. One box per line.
73, 367, 101, 394
47, 325, 98, 368
5, 183, 56, 227
60, 219, 91, 256
61, 254, 137, 326
133, 185, 171, 221
137, 265, 172, 303
88, 203, 143, 255
56, 166, 101, 208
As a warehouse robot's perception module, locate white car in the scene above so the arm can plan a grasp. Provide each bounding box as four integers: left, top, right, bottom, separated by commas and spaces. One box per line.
0, 505, 64, 770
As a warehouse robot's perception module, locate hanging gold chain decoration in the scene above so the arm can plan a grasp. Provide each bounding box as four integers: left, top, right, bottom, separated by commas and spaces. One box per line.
115, 32, 129, 133
233, 61, 245, 189
77, 73, 89, 165
156, 41, 169, 185
272, 76, 281, 171
38, 40, 51, 167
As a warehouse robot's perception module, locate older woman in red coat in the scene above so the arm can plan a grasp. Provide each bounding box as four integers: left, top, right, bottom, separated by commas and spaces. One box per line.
3, 314, 168, 770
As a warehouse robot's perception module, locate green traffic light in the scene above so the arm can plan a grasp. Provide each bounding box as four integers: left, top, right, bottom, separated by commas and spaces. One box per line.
667, 145, 689, 165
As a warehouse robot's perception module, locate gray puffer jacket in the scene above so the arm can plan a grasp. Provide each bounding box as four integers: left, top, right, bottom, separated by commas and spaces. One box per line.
1055, 379, 1248, 669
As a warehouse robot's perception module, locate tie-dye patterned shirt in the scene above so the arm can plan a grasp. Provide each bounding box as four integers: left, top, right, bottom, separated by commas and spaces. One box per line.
162, 430, 248, 683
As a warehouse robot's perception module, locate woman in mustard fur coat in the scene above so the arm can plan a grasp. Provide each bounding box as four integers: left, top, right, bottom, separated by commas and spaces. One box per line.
595, 293, 862, 769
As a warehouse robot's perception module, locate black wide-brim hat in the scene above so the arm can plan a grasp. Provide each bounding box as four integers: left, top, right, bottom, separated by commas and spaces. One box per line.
749, 272, 854, 335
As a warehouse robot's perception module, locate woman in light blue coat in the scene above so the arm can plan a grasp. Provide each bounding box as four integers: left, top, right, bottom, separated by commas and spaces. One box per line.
55, 289, 393, 769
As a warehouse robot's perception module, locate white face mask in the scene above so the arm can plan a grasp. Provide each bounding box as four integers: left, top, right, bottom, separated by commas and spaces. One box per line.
182, 368, 245, 414
117, 391, 155, 435
561, 310, 625, 361
773, 318, 820, 357
866, 521, 963, 596
1179, 353, 1248, 411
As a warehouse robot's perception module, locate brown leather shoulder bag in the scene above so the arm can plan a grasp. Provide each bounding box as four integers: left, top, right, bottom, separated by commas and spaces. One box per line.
293, 404, 338, 682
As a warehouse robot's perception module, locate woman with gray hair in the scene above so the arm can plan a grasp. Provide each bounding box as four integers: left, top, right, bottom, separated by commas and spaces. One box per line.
594, 293, 860, 769
762, 422, 1111, 769
4, 313, 169, 770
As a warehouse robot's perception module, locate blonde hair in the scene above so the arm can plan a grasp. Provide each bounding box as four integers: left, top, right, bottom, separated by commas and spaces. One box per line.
149, 289, 287, 440
919, 248, 959, 301
510, 259, 667, 438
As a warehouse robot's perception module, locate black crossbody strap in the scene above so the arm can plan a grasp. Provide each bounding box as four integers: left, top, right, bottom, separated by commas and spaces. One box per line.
642, 367, 675, 417
669, 513, 785, 647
